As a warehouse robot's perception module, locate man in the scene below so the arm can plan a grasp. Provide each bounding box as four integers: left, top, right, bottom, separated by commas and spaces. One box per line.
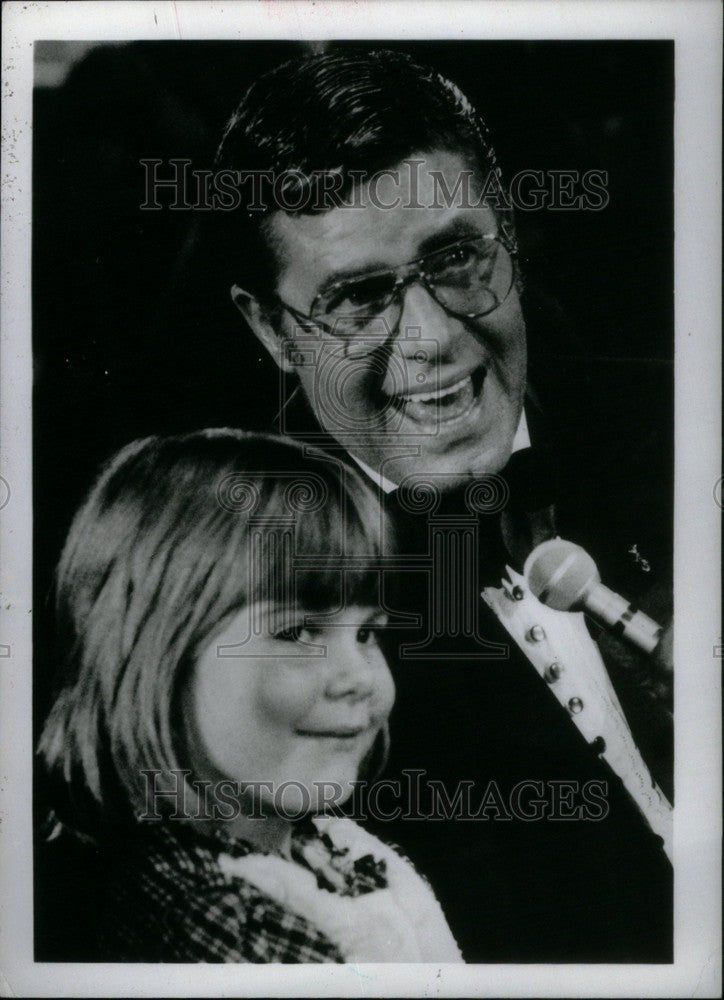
215, 48, 672, 961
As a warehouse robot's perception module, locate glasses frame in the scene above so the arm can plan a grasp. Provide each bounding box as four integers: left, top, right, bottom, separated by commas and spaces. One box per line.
273, 231, 519, 346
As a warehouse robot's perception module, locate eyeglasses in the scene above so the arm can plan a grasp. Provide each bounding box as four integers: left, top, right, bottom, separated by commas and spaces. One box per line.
275, 233, 518, 357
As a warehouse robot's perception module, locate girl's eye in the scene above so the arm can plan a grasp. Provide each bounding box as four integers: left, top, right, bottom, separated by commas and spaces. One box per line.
274, 624, 323, 643
356, 625, 379, 645
274, 625, 303, 642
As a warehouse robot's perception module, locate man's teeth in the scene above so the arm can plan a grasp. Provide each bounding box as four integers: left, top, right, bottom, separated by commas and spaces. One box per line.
398, 373, 471, 405
394, 371, 483, 425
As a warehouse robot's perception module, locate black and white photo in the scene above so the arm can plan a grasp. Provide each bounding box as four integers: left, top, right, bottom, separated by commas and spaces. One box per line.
1, 2, 721, 996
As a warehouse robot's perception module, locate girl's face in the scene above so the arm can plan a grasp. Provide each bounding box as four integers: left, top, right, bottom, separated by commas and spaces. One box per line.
184, 603, 395, 816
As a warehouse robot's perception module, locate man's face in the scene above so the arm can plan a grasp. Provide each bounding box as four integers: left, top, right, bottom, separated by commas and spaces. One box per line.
248, 150, 527, 486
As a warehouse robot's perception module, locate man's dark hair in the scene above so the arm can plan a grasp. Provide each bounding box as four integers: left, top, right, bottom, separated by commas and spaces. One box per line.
214, 48, 504, 299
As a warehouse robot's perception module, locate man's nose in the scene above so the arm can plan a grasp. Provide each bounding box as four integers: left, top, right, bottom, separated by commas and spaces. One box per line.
394, 282, 467, 362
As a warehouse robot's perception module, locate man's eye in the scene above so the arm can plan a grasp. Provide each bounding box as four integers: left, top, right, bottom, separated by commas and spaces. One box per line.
325, 275, 395, 314
431, 242, 479, 274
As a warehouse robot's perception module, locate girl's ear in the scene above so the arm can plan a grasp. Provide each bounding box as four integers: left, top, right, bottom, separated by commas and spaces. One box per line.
230, 285, 295, 373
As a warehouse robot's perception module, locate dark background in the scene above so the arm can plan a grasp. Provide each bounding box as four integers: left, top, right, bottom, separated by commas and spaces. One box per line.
32, 37, 673, 766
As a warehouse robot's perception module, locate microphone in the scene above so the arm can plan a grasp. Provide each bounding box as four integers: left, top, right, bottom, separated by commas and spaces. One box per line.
523, 538, 663, 654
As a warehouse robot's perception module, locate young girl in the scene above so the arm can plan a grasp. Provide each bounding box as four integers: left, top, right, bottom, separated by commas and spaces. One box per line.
37, 429, 461, 963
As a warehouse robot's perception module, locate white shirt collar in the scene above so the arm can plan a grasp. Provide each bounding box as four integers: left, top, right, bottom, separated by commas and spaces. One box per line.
351, 410, 531, 494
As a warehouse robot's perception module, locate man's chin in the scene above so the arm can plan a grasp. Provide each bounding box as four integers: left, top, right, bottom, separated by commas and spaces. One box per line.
373, 438, 514, 491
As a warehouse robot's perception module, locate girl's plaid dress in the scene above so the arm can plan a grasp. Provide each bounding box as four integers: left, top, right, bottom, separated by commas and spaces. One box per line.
96, 818, 389, 963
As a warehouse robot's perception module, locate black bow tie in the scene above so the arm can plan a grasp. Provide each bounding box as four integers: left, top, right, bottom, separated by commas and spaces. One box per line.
383, 445, 558, 585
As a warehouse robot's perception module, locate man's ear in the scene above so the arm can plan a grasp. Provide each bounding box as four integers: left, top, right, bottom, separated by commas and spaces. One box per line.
230, 284, 295, 373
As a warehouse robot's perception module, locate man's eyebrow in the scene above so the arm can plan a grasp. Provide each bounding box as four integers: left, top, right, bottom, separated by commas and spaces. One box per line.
416, 218, 492, 257
317, 259, 391, 294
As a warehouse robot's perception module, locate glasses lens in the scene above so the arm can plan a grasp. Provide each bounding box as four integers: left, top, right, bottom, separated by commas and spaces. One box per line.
426, 238, 514, 317
336, 314, 399, 358
314, 273, 398, 335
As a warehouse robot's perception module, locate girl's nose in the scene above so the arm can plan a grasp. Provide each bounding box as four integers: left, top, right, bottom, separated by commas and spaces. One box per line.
324, 644, 381, 703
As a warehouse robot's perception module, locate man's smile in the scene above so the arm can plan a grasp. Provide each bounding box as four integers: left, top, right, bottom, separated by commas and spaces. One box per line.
388, 364, 487, 429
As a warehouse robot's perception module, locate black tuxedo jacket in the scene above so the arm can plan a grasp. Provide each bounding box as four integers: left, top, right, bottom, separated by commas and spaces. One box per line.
276, 355, 673, 963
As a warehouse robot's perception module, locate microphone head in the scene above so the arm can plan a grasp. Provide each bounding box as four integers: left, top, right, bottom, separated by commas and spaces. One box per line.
524, 538, 600, 611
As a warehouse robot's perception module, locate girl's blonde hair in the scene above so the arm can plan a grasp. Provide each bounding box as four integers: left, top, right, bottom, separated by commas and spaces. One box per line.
38, 429, 390, 837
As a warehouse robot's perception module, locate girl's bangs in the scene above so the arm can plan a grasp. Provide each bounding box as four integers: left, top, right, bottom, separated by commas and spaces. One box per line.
244, 473, 388, 614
